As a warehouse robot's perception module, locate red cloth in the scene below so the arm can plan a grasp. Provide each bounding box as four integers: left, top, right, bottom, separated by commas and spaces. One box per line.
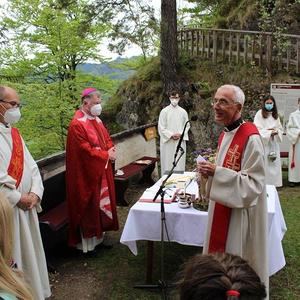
208, 122, 259, 253
7, 128, 24, 188
66, 110, 119, 247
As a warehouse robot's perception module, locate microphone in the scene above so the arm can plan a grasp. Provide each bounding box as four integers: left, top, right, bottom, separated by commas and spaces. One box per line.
174, 115, 198, 162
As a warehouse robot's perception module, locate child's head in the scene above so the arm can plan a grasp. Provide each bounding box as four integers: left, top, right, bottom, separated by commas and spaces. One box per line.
177, 252, 266, 300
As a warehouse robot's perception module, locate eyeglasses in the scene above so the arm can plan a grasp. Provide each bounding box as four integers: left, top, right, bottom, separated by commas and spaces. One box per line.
0, 99, 22, 108
211, 98, 236, 107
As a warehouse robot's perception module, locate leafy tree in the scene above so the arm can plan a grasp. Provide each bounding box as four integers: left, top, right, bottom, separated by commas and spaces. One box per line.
0, 0, 115, 80
183, 0, 300, 33
108, 0, 160, 62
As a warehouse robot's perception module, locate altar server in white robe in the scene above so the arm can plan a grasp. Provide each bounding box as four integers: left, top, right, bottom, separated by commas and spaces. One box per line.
253, 95, 283, 187
286, 98, 300, 185
158, 90, 190, 176
0, 86, 51, 299
198, 85, 269, 299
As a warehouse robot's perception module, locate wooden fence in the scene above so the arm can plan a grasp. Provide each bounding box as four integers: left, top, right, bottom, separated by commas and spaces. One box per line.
178, 28, 300, 73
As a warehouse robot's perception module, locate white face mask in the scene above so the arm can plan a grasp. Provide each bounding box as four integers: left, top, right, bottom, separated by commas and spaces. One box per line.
90, 103, 102, 116
170, 99, 179, 107
2, 107, 21, 124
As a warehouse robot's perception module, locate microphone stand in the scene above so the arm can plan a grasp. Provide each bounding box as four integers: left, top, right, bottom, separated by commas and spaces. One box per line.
134, 147, 185, 300
173, 119, 190, 167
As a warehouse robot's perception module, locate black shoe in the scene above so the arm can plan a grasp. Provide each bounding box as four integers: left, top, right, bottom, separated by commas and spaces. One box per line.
97, 243, 113, 250
288, 182, 295, 187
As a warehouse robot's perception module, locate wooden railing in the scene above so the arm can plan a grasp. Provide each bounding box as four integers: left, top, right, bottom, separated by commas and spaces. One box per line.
178, 28, 300, 72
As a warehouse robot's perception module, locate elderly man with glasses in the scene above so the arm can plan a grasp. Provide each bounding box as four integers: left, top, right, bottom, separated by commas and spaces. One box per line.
0, 86, 51, 299
197, 84, 269, 299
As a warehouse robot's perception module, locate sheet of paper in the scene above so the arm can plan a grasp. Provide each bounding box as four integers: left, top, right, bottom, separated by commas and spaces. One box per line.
196, 154, 206, 163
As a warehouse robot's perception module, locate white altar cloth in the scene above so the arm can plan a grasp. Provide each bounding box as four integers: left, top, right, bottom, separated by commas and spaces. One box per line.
120, 175, 287, 276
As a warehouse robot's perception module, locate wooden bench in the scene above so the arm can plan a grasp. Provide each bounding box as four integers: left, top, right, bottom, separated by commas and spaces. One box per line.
114, 156, 159, 206
37, 155, 158, 262
38, 171, 69, 257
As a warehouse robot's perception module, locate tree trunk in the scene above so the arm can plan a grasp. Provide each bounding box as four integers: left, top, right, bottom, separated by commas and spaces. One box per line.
160, 0, 178, 95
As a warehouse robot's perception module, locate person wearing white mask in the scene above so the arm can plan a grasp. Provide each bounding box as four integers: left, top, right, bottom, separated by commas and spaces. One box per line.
0, 86, 51, 299
158, 90, 190, 176
286, 97, 300, 186
254, 95, 283, 187
66, 87, 119, 253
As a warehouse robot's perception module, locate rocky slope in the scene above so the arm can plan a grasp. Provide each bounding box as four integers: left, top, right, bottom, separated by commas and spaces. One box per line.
109, 57, 300, 152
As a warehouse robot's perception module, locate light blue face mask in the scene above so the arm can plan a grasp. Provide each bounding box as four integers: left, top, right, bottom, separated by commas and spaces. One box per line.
265, 103, 273, 111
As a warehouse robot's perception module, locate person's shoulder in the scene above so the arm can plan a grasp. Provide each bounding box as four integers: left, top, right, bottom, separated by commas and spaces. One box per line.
247, 132, 264, 149
178, 105, 187, 112
161, 105, 170, 111
69, 117, 81, 129
254, 109, 262, 116
291, 110, 300, 116
159, 105, 170, 115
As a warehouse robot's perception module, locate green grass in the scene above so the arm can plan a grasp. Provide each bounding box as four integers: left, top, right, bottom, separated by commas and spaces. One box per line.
269, 172, 300, 299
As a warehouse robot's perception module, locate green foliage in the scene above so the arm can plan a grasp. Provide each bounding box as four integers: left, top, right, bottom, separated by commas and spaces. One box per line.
0, 0, 110, 79
0, 71, 121, 159
182, 0, 300, 34
108, 1, 160, 62
257, 1, 300, 55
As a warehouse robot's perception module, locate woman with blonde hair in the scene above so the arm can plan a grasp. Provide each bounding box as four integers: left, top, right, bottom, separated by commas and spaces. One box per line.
0, 193, 33, 300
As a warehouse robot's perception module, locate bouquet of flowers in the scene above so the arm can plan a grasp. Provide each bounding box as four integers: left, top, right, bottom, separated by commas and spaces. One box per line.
193, 148, 217, 211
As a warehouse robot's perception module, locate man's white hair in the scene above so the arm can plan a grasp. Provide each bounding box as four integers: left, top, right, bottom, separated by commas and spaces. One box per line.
219, 84, 245, 106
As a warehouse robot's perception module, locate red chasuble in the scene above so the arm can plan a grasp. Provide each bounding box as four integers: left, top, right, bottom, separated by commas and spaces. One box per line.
208, 122, 259, 253
66, 110, 119, 247
7, 128, 24, 188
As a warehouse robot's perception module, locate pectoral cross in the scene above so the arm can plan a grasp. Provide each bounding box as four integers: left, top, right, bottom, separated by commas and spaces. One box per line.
225, 144, 241, 171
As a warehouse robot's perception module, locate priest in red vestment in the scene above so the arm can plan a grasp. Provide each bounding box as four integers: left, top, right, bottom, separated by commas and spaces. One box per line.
66, 87, 119, 252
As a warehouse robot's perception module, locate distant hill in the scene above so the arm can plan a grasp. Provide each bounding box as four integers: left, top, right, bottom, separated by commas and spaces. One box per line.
78, 57, 136, 80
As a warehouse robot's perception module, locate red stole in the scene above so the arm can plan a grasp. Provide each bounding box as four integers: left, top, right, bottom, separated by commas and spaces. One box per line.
7, 128, 24, 188
291, 144, 296, 169
208, 122, 259, 253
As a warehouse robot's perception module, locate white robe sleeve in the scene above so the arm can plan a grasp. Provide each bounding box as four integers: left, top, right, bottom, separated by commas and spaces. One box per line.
158, 109, 173, 143
274, 117, 283, 144
208, 135, 265, 208
254, 110, 283, 144
183, 110, 190, 141
23, 142, 44, 212
286, 113, 300, 145
254, 110, 272, 143
0, 151, 22, 206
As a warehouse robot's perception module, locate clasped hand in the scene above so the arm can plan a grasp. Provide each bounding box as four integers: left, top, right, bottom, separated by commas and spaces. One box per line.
268, 128, 278, 136
171, 133, 181, 140
108, 147, 116, 161
197, 161, 216, 178
17, 192, 39, 211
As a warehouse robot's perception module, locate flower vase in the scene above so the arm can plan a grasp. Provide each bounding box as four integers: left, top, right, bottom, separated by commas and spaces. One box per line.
199, 175, 208, 201
194, 174, 209, 211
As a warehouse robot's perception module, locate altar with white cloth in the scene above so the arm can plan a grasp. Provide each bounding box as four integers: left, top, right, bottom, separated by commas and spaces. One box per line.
120, 172, 287, 278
